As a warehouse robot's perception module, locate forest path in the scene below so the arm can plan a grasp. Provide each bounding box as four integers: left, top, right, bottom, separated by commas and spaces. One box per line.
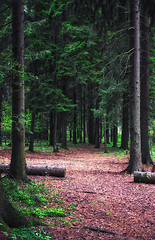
28, 144, 154, 240
0, 144, 154, 239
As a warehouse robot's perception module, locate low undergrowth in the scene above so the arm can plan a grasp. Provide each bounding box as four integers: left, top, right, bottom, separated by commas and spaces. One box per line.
1, 178, 72, 239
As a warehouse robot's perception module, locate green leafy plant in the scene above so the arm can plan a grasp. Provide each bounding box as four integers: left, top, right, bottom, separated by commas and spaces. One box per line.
10, 227, 51, 240
1, 178, 69, 239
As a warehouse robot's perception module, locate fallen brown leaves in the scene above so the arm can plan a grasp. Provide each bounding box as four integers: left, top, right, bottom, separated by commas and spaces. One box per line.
0, 144, 154, 239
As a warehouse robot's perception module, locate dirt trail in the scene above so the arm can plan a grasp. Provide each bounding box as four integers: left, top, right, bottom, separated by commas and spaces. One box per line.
30, 144, 154, 240
0, 144, 154, 239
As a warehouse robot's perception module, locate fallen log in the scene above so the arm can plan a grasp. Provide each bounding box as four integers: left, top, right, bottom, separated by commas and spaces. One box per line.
134, 171, 155, 184
0, 164, 66, 177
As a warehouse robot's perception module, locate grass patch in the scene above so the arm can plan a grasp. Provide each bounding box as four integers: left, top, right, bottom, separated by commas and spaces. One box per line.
9, 227, 51, 240
1, 178, 70, 239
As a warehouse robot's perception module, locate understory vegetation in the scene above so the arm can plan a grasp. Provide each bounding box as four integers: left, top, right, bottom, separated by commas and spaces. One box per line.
1, 177, 73, 239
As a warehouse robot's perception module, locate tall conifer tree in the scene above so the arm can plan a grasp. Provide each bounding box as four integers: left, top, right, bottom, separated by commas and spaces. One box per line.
140, 1, 153, 165
126, 0, 143, 173
10, 0, 26, 179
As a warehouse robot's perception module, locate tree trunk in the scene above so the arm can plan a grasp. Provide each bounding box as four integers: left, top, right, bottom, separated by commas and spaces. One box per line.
111, 128, 113, 143
87, 81, 95, 144
10, 0, 26, 180
83, 87, 86, 143
140, 2, 153, 165
125, 0, 143, 174
134, 171, 155, 184
49, 110, 54, 146
112, 126, 117, 147
61, 111, 67, 149
95, 93, 100, 148
28, 109, 36, 152
121, 91, 129, 150
95, 117, 100, 148
0, 164, 66, 178
57, 113, 62, 143
0, 92, 2, 146
73, 86, 77, 144
79, 88, 83, 144
103, 121, 107, 153
106, 122, 110, 144
69, 123, 72, 142
53, 109, 58, 152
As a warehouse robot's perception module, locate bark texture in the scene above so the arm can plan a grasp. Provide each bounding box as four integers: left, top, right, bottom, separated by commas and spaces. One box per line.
0, 164, 66, 177
112, 126, 117, 148
134, 171, 155, 184
49, 110, 54, 146
87, 81, 95, 144
61, 112, 67, 149
140, 2, 153, 165
83, 87, 86, 143
73, 86, 77, 144
10, 0, 26, 179
0, 92, 2, 146
126, 0, 143, 173
121, 91, 129, 150
53, 109, 58, 152
28, 109, 36, 152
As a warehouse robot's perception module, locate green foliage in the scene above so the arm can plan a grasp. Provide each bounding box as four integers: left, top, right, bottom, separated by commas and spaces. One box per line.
1, 101, 12, 134
24, 207, 66, 218
10, 227, 51, 240
105, 211, 112, 215
2, 179, 49, 208
1, 178, 69, 239
1, 176, 83, 238
0, 0, 154, 160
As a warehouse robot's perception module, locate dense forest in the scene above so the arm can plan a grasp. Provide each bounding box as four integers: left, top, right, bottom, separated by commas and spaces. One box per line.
0, 0, 155, 237
0, 0, 155, 174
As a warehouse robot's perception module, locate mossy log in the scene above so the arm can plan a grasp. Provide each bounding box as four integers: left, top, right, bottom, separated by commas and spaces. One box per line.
0, 164, 66, 177
134, 171, 155, 184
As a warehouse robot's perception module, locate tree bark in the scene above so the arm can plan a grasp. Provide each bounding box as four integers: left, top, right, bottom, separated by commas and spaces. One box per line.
103, 120, 107, 153
57, 113, 62, 143
61, 76, 68, 148
10, 0, 26, 180
112, 126, 117, 147
87, 81, 95, 144
134, 171, 155, 184
28, 109, 36, 152
95, 94, 100, 148
106, 121, 110, 144
121, 91, 129, 150
125, 0, 143, 174
53, 109, 58, 152
73, 86, 77, 144
0, 92, 2, 146
49, 110, 54, 146
0, 164, 66, 177
83, 87, 86, 143
95, 117, 100, 148
140, 2, 153, 165
79, 86, 83, 144
61, 111, 67, 148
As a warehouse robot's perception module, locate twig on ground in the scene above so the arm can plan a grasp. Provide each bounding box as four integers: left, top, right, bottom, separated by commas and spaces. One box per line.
76, 190, 104, 195
83, 225, 117, 235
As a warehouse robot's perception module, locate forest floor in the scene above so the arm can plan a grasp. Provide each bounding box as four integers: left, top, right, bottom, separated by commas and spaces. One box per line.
0, 144, 154, 239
